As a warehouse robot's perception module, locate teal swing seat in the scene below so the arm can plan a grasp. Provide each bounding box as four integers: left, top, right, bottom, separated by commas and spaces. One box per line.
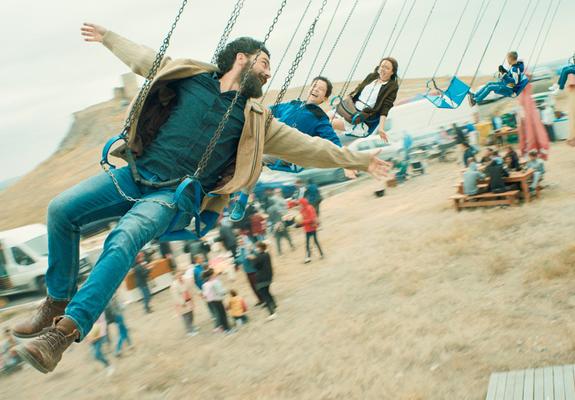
423, 77, 470, 109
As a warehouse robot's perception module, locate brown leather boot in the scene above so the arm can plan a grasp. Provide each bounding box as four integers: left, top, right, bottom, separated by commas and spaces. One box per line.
12, 297, 69, 338
15, 316, 79, 374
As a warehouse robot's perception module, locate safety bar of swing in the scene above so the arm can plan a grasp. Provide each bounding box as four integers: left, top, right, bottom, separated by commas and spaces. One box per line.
100, 134, 126, 169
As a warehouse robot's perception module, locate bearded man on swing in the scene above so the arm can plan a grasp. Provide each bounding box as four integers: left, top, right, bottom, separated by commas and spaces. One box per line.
13, 23, 389, 374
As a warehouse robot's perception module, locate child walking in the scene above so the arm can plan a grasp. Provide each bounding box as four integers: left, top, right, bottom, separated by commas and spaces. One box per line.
170, 270, 199, 336
227, 289, 248, 327
202, 269, 232, 333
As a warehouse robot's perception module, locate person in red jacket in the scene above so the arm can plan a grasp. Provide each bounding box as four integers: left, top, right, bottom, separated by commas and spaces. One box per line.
298, 198, 324, 263
249, 211, 266, 243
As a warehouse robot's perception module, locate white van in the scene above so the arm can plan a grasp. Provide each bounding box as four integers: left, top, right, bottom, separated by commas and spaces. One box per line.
346, 96, 476, 160
384, 96, 477, 145
0, 224, 92, 296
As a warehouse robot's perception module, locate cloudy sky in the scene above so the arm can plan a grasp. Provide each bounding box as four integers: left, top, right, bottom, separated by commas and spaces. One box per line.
0, 0, 572, 182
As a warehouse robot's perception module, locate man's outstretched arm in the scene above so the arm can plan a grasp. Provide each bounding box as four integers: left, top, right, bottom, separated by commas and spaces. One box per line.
81, 23, 171, 77
264, 118, 390, 179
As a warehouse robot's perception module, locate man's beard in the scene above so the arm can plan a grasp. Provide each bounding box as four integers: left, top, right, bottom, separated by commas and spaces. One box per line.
239, 64, 264, 99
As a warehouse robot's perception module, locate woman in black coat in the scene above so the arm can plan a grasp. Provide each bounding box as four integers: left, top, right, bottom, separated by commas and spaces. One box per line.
252, 242, 277, 320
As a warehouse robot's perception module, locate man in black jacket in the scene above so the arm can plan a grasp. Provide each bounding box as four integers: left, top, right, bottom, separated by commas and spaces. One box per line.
485, 158, 510, 193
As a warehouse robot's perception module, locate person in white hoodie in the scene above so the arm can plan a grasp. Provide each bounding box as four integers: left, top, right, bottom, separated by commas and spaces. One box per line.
201, 269, 231, 333
170, 270, 198, 336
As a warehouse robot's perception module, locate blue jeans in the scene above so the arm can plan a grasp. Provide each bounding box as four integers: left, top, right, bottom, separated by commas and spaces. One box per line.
530, 171, 543, 190
139, 284, 152, 313
558, 65, 575, 90
475, 82, 514, 102
46, 167, 193, 340
91, 337, 109, 367
114, 314, 131, 354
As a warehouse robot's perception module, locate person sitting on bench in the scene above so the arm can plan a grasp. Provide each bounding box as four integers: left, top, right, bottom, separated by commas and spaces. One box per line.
485, 156, 510, 193
525, 150, 545, 193
463, 160, 486, 195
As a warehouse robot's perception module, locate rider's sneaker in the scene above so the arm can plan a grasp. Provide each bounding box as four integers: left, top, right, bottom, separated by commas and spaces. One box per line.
230, 192, 249, 222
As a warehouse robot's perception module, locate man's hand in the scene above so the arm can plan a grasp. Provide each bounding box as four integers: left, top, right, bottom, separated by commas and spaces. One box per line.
344, 169, 358, 179
367, 150, 392, 180
81, 23, 107, 43
377, 127, 389, 143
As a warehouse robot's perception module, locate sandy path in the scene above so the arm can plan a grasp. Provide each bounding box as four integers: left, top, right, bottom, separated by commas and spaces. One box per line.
2, 144, 575, 400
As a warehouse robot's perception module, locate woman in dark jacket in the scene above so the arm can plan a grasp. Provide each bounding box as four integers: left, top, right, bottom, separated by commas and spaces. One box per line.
251, 242, 277, 320
332, 57, 399, 140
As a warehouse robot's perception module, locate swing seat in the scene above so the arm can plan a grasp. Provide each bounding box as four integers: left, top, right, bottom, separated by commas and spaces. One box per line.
344, 114, 379, 139
423, 77, 470, 109
267, 159, 305, 173
100, 135, 214, 242
157, 177, 213, 242
513, 76, 529, 96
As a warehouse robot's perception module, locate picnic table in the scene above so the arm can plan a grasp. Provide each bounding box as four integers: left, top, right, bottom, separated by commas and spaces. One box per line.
505, 169, 534, 202
457, 169, 535, 202
493, 127, 518, 146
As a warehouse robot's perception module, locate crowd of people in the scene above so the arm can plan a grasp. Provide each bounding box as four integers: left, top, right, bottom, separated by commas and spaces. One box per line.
462, 145, 546, 196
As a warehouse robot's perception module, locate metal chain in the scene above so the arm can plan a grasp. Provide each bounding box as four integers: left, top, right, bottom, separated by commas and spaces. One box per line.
387, 0, 417, 56
431, 0, 471, 79
526, 0, 553, 72
398, 0, 439, 86
317, 0, 359, 77
193, 0, 289, 180
470, 0, 509, 88
516, 0, 539, 53
120, 0, 189, 137
454, 0, 489, 77
339, 0, 388, 97
297, 0, 342, 99
262, 0, 315, 102
267, 0, 329, 127
505, 0, 533, 58
101, 0, 189, 208
380, 0, 408, 58
531, 0, 562, 73
211, 0, 246, 64
103, 166, 178, 208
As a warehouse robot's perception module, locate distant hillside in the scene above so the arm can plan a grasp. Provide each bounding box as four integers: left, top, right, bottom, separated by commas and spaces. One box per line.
0, 74, 489, 230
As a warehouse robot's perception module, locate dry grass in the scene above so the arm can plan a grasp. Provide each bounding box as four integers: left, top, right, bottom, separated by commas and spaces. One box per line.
526, 245, 575, 282
2, 145, 575, 400
488, 255, 511, 277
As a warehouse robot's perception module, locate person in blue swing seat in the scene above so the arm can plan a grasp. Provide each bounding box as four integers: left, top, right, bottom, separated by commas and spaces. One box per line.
550, 53, 575, 93
230, 76, 341, 221
12, 23, 390, 374
469, 51, 526, 106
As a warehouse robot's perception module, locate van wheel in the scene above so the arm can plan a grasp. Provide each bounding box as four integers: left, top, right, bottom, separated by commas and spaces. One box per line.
36, 276, 47, 295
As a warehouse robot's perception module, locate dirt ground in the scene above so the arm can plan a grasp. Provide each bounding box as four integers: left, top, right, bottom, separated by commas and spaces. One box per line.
2, 143, 575, 400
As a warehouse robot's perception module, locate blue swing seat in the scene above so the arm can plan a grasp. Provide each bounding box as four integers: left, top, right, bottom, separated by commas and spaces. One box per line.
423, 77, 470, 109
100, 135, 215, 243
267, 159, 305, 173
513, 76, 529, 96
329, 95, 378, 139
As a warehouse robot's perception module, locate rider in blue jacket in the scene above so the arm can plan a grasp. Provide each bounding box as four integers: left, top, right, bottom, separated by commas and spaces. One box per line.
230, 77, 341, 221
470, 51, 527, 105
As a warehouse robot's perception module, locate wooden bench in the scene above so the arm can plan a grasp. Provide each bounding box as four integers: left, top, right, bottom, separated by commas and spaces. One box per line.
455, 182, 489, 194
450, 190, 520, 211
